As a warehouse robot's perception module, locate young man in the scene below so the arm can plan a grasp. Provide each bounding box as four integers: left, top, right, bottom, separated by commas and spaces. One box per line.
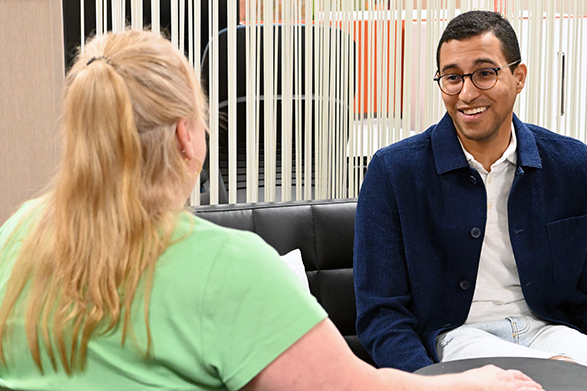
354, 10, 587, 373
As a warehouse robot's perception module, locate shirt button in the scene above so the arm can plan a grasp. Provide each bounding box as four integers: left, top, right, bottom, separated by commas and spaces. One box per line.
488, 177, 493, 184
460, 280, 471, 290
470, 227, 481, 238
487, 202, 493, 209
469, 175, 477, 184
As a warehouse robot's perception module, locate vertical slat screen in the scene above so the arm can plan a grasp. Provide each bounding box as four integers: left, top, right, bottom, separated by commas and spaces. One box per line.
79, 0, 587, 205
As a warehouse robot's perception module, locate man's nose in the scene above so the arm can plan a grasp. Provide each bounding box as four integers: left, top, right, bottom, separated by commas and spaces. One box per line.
459, 76, 480, 101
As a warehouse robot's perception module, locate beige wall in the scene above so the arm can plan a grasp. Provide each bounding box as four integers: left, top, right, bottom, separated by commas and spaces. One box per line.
0, 0, 64, 224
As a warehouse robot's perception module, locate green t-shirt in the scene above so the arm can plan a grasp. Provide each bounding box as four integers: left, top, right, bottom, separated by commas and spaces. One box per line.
0, 202, 327, 390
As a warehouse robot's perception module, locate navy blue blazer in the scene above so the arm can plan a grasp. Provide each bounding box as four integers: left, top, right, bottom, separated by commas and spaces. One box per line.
354, 113, 587, 372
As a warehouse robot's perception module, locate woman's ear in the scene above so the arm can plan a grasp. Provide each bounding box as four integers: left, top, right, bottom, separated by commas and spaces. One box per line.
176, 118, 193, 157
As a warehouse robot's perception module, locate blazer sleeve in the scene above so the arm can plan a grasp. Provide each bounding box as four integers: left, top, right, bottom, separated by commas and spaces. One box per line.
353, 153, 434, 372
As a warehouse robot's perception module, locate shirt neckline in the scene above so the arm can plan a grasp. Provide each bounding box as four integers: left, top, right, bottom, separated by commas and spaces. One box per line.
459, 122, 518, 173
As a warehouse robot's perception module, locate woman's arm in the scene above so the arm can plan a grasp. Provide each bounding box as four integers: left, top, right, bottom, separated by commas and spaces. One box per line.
241, 319, 542, 391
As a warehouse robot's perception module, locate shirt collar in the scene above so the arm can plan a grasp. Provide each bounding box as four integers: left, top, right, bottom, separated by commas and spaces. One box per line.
459, 122, 518, 170
431, 112, 542, 175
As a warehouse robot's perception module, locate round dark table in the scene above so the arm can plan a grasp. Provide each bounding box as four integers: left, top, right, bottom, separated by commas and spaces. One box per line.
415, 357, 587, 390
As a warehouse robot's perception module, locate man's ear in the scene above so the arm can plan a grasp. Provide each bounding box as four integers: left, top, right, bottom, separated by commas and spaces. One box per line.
175, 118, 192, 157
515, 62, 527, 94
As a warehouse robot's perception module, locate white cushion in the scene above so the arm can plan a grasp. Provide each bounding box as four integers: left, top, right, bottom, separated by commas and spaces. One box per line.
280, 249, 310, 292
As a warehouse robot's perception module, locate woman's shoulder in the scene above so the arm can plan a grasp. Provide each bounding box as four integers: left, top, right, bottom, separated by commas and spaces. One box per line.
173, 212, 269, 252
0, 198, 46, 244
159, 212, 281, 277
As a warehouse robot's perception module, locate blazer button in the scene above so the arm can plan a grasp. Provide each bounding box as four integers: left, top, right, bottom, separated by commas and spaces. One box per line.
460, 280, 471, 290
469, 175, 477, 184
470, 227, 481, 238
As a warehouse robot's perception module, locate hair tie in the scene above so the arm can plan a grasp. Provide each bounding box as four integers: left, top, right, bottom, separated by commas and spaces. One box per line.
86, 56, 112, 66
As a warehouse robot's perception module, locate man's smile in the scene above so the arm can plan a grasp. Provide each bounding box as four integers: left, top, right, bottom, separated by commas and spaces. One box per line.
460, 106, 488, 116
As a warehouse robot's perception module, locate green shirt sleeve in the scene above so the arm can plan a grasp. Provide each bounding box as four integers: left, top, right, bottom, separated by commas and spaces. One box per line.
201, 230, 327, 391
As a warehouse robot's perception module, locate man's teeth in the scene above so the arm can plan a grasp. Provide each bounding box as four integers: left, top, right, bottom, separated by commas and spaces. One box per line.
462, 107, 487, 115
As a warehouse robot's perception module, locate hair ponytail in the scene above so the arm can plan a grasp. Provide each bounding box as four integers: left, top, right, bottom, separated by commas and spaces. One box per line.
0, 29, 205, 374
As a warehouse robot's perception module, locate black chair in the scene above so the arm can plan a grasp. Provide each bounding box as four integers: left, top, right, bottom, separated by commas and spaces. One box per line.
201, 24, 356, 203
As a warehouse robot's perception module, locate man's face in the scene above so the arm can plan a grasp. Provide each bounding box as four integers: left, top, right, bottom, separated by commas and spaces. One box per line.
437, 32, 526, 146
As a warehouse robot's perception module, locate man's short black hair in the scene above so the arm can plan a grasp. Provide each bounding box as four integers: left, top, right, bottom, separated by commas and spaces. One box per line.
436, 10, 521, 73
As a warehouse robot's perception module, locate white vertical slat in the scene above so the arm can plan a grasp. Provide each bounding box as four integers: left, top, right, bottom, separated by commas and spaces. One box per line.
327, 1, 338, 198
346, 4, 355, 199
323, 2, 331, 199
111, 0, 117, 33
511, 0, 522, 116
293, 1, 303, 201
332, 1, 339, 199
414, 0, 423, 134
121, 0, 126, 31
556, 0, 565, 135
520, 2, 540, 122
271, 7, 280, 201
112, 0, 124, 32
366, 0, 375, 167
254, 7, 262, 202
314, 2, 323, 200
303, 0, 313, 200
208, 0, 220, 205
245, 0, 259, 203
577, 1, 587, 143
80, 0, 85, 53
263, 0, 276, 202
403, 1, 414, 139
386, 3, 394, 146
330, 1, 338, 199
536, 0, 545, 126
545, 0, 555, 129
193, 0, 201, 93
393, 1, 402, 144
179, 0, 185, 53
281, 3, 293, 202
341, 0, 352, 199
347, 2, 358, 198
95, 0, 103, 36
313, 4, 322, 199
103, 0, 108, 34
375, 1, 385, 148
227, 0, 237, 203
151, 0, 160, 33
187, 0, 193, 67
424, 0, 435, 129
338, 1, 348, 199
356, 2, 365, 190
569, 0, 580, 140
382, 1, 390, 146
581, 0, 586, 144
170, 0, 178, 46
131, 0, 142, 30
188, 0, 202, 207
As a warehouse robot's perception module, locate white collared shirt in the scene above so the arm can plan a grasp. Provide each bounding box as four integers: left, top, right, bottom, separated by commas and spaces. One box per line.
460, 124, 533, 323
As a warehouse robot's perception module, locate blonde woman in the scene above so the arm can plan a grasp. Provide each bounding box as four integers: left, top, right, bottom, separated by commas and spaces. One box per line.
0, 29, 541, 391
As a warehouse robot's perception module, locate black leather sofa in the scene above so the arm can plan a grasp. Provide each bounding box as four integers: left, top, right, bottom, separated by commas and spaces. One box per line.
191, 198, 376, 366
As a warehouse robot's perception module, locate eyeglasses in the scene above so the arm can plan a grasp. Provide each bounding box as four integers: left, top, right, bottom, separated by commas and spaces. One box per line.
434, 60, 521, 95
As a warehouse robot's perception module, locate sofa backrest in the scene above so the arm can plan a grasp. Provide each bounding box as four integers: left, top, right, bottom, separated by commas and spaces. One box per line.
192, 198, 376, 366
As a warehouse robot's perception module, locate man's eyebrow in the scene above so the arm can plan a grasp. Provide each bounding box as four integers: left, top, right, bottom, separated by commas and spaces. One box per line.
440, 57, 500, 73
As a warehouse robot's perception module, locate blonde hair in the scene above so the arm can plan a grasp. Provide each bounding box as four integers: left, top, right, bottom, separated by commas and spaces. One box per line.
0, 29, 207, 374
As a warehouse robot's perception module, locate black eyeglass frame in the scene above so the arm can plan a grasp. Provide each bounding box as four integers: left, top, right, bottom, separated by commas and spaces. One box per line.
433, 59, 522, 95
